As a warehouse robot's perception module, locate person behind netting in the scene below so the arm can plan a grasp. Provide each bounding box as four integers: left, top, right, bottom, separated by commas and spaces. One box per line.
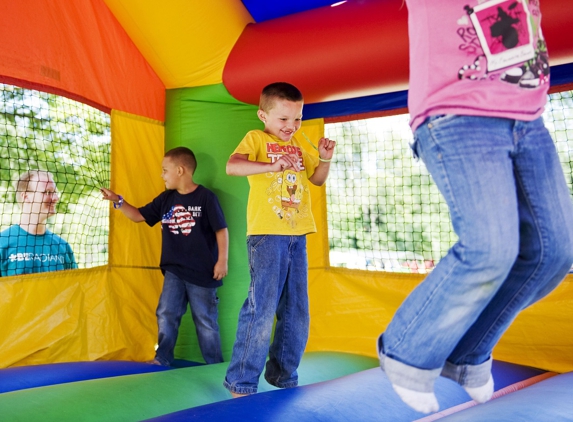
0, 170, 77, 276
377, 0, 573, 414
100, 146, 229, 366
223, 82, 336, 398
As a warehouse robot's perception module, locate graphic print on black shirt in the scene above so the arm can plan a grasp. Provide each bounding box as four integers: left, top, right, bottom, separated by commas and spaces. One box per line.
162, 205, 197, 235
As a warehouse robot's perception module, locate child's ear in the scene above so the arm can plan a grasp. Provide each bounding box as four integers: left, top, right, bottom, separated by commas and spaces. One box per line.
257, 109, 267, 124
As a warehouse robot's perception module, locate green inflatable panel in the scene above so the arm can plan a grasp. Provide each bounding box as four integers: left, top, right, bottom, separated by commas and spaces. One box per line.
165, 83, 260, 362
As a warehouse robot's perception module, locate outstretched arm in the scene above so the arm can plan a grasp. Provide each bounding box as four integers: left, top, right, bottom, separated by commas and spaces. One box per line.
100, 187, 145, 222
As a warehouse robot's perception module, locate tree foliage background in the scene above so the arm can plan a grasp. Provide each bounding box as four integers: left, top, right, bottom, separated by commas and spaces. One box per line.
325, 90, 573, 273
1, 83, 110, 268
4, 83, 571, 273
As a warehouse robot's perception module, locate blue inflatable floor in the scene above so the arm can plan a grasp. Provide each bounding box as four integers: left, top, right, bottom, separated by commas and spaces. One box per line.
0, 360, 171, 394
0, 352, 376, 421
146, 360, 550, 422
0, 353, 569, 421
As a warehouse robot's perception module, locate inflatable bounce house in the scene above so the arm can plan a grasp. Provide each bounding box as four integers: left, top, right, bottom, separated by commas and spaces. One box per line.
1, 1, 573, 420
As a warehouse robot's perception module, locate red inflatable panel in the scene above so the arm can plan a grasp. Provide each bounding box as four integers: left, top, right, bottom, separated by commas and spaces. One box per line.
540, 0, 573, 65
223, 0, 409, 105
223, 0, 573, 106
0, 0, 165, 121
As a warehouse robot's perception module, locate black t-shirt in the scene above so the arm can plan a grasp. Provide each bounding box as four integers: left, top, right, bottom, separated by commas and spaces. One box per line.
139, 185, 227, 287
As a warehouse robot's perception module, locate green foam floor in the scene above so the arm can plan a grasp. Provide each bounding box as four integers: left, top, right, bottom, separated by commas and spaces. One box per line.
0, 352, 378, 422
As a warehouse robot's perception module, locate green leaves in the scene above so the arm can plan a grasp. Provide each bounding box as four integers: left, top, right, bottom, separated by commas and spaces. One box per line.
0, 83, 111, 268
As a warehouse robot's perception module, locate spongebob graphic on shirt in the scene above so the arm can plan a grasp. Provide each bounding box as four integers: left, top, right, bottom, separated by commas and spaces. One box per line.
233, 130, 319, 235
281, 170, 300, 210
266, 161, 307, 227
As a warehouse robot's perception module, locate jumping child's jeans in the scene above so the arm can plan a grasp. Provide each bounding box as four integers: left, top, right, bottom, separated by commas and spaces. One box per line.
224, 235, 309, 395
379, 115, 573, 392
155, 271, 223, 366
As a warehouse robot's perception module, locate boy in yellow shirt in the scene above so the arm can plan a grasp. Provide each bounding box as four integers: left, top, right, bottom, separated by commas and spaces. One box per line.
223, 82, 335, 397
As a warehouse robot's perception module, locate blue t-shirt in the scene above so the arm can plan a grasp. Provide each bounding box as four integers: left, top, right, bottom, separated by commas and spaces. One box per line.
0, 225, 78, 276
138, 185, 227, 288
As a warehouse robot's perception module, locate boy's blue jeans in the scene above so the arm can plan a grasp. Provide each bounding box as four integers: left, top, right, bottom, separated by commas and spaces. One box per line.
379, 115, 573, 392
224, 235, 309, 395
155, 271, 223, 366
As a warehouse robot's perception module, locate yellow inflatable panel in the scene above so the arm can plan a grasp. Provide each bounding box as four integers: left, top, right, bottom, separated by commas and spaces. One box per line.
0, 110, 166, 368
308, 268, 573, 373
103, 0, 253, 89
0, 266, 162, 367
110, 110, 164, 267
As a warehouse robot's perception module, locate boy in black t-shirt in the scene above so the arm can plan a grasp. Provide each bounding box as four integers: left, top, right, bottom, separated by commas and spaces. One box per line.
101, 146, 228, 365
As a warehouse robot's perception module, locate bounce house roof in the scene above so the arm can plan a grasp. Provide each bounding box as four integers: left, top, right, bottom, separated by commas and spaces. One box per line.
102, 0, 573, 117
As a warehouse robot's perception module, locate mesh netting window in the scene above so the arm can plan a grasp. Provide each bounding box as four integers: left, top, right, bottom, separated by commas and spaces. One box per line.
1, 83, 110, 275
325, 90, 573, 273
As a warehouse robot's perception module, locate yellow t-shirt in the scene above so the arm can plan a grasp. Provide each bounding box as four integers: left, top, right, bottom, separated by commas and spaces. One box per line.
233, 130, 319, 236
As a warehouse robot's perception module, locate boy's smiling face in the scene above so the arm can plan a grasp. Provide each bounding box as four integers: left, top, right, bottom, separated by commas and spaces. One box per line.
258, 98, 303, 142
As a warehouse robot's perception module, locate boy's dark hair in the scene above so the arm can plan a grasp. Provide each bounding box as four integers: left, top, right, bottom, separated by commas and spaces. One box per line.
259, 82, 303, 112
165, 146, 197, 174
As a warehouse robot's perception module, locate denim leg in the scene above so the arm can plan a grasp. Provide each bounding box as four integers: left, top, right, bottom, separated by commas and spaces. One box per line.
155, 271, 189, 366
223, 235, 308, 394
443, 118, 573, 384
224, 235, 307, 394
265, 236, 309, 388
380, 116, 526, 391
187, 284, 223, 364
